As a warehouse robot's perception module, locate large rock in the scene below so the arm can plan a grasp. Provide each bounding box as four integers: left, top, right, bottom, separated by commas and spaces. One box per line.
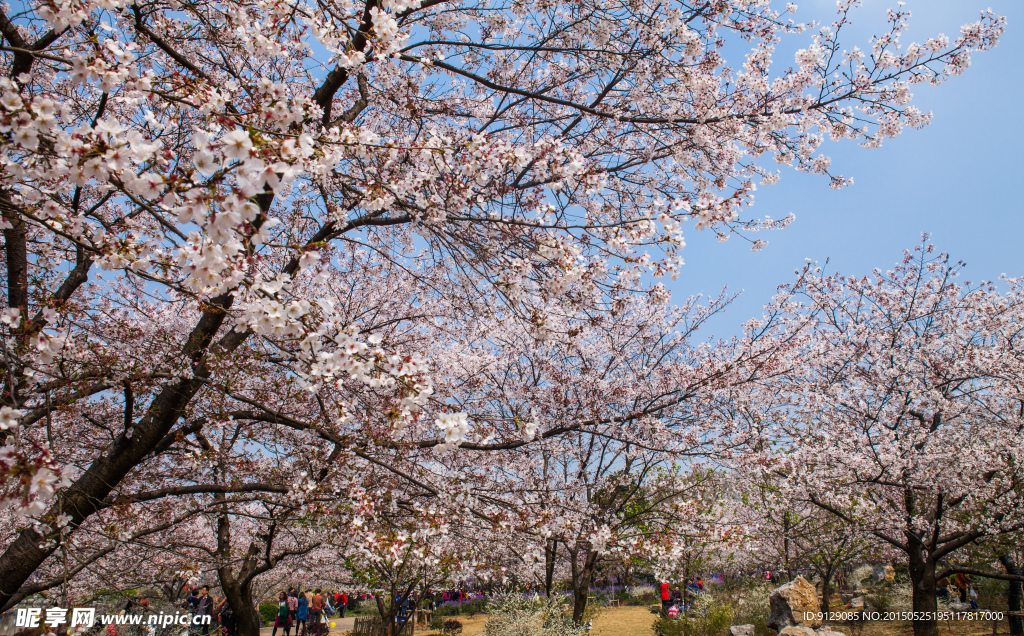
730, 625, 756, 636
778, 627, 816, 636
884, 565, 895, 583
817, 630, 845, 636
767, 577, 822, 630
949, 602, 972, 612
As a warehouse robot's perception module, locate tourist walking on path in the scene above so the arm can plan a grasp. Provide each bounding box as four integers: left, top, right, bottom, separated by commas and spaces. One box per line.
287, 589, 299, 624
310, 589, 324, 624
295, 590, 309, 636
272, 593, 292, 636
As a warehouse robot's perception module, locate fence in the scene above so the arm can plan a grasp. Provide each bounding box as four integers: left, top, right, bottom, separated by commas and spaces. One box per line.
350, 616, 415, 636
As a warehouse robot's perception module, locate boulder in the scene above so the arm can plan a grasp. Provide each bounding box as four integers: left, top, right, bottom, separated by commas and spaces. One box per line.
872, 565, 887, 584
779, 627, 816, 636
767, 576, 822, 630
817, 630, 845, 636
949, 602, 972, 612
730, 625, 756, 636
884, 565, 895, 583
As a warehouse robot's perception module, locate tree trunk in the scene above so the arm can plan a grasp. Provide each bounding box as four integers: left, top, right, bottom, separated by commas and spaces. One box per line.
783, 514, 792, 581
220, 576, 260, 636
572, 550, 598, 625
907, 542, 938, 636
999, 555, 1023, 636
545, 539, 558, 596
820, 573, 832, 617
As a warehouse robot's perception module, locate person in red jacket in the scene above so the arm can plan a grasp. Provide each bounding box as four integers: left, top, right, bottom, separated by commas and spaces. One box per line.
661, 582, 671, 615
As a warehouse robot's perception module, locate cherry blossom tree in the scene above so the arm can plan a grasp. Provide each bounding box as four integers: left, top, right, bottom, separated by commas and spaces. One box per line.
742, 243, 1024, 636
0, 0, 1007, 614
414, 295, 800, 623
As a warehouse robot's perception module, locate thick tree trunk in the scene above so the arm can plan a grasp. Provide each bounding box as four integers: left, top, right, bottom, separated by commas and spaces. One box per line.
0, 291, 240, 611
907, 542, 938, 636
999, 555, 1023, 636
220, 576, 260, 636
572, 550, 598, 625
0, 190, 278, 612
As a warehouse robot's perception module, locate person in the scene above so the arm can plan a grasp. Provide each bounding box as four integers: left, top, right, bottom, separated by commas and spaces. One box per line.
295, 590, 309, 636
660, 581, 671, 615
272, 592, 292, 636
287, 589, 299, 624
338, 591, 348, 618
937, 578, 950, 600
217, 597, 237, 636
398, 594, 414, 627
671, 587, 683, 606
193, 586, 215, 636
310, 588, 324, 624
954, 573, 969, 603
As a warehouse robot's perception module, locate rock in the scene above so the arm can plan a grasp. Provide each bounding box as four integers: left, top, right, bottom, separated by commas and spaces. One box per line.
849, 596, 865, 609
779, 627, 816, 636
767, 576, 822, 630
949, 602, 972, 612
884, 565, 895, 583
730, 625, 756, 636
872, 565, 886, 584
817, 630, 845, 636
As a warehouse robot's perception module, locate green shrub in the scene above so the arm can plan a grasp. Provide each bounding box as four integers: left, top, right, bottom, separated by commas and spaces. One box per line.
429, 614, 447, 631
730, 584, 772, 636
973, 575, 1007, 611
435, 597, 488, 616
625, 586, 658, 606
483, 593, 587, 636
865, 583, 912, 613
259, 602, 279, 625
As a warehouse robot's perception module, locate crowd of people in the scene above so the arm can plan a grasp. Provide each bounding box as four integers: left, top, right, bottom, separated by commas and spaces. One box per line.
268, 589, 352, 636
659, 579, 705, 617
181, 586, 236, 636
937, 573, 980, 608
174, 586, 354, 636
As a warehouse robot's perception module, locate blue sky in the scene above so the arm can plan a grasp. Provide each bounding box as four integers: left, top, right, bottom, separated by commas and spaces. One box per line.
668, 0, 1023, 338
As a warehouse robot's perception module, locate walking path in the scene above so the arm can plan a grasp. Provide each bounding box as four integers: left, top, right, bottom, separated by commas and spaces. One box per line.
258, 617, 355, 636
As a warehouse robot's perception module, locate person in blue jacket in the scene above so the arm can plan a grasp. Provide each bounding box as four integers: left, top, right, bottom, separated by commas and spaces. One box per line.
295, 590, 309, 636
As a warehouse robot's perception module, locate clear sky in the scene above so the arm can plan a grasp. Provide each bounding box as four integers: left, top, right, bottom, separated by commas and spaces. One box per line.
667, 0, 1023, 339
